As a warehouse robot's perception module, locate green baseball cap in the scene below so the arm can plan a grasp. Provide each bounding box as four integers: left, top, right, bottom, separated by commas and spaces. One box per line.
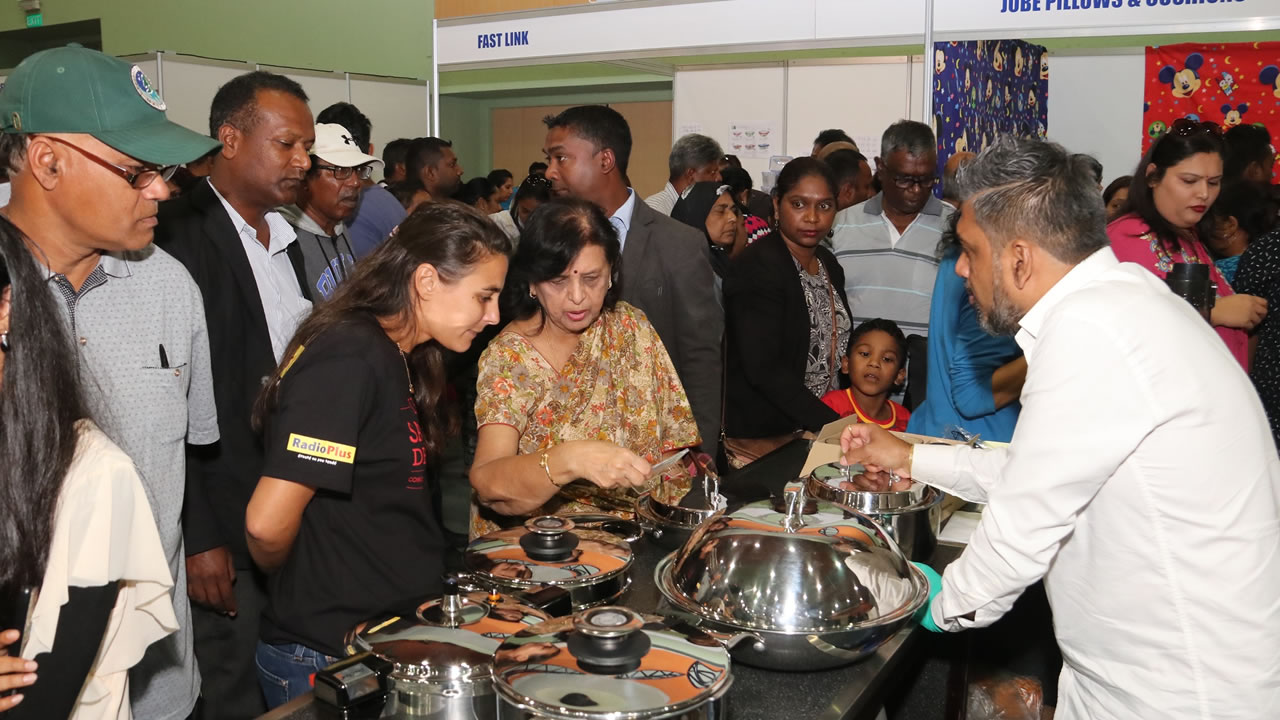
0, 44, 220, 166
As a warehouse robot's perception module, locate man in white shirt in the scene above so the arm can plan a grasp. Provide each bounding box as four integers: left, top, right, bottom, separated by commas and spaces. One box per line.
156, 70, 315, 720
644, 133, 722, 216
840, 136, 1280, 719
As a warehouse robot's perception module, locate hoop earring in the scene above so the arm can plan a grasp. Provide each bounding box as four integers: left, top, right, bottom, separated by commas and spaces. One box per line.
0, 332, 9, 353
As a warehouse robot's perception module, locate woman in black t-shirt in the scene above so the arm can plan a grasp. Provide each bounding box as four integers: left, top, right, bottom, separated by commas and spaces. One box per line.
246, 203, 511, 708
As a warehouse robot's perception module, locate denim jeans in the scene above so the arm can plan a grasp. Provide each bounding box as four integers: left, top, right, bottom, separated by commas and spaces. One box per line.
255, 641, 338, 709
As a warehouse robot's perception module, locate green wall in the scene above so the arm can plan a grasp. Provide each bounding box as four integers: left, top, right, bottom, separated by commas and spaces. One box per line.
440, 96, 490, 179
1, 0, 434, 78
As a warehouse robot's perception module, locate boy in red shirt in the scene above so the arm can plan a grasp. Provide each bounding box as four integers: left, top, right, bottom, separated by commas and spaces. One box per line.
822, 319, 910, 431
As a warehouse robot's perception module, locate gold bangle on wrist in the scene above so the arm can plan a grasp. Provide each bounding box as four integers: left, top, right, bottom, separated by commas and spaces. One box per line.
540, 451, 558, 488
906, 443, 915, 475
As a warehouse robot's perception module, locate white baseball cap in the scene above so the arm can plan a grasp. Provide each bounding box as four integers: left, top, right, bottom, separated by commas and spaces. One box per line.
312, 123, 382, 169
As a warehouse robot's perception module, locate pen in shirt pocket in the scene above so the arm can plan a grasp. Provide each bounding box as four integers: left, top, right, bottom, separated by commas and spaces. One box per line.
159, 344, 169, 369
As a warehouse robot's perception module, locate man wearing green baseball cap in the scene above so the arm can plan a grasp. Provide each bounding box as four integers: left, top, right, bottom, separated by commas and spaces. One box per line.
0, 45, 221, 720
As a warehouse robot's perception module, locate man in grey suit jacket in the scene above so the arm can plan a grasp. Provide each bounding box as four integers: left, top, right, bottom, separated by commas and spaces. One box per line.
542, 105, 722, 456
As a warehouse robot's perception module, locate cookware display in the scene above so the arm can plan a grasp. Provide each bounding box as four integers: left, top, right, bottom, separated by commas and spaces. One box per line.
805, 462, 944, 561
465, 516, 635, 611
655, 483, 929, 671
344, 579, 553, 718
492, 605, 733, 719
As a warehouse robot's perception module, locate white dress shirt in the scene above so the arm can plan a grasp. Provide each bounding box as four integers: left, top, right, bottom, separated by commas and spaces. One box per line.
643, 181, 680, 216
912, 248, 1280, 719
610, 188, 637, 254
208, 180, 312, 362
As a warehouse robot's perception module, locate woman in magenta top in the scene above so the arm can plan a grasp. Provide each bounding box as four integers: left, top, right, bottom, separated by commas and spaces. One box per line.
1107, 119, 1267, 369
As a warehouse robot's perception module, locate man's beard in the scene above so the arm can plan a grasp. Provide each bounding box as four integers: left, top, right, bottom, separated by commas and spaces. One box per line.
974, 260, 1024, 336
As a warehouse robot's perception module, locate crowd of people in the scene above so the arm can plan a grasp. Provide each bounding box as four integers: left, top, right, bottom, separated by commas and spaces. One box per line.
0, 42, 1276, 720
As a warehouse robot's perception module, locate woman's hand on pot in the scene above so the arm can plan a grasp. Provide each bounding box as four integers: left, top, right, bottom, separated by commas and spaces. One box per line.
567, 441, 651, 490
1210, 293, 1267, 331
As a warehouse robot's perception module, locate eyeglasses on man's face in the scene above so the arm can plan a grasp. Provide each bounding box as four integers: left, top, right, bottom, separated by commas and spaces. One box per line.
312, 162, 375, 181
40, 135, 178, 189
890, 173, 938, 190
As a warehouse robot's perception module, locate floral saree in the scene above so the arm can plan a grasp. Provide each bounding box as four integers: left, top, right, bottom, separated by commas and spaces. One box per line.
471, 302, 700, 538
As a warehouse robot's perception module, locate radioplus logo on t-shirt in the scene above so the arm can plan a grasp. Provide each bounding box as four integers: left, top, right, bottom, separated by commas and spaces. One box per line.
288, 433, 356, 465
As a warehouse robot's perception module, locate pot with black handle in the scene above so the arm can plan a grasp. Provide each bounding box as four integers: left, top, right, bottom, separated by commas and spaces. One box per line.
493, 606, 733, 719
342, 578, 553, 718
465, 516, 635, 611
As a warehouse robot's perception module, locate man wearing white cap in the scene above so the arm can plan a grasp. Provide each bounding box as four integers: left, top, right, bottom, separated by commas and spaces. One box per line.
280, 123, 382, 300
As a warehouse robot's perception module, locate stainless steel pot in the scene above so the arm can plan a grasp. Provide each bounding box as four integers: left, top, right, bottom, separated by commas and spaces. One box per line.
465, 516, 634, 611
806, 462, 943, 561
655, 483, 928, 671
344, 580, 553, 718
634, 493, 720, 552
493, 606, 732, 719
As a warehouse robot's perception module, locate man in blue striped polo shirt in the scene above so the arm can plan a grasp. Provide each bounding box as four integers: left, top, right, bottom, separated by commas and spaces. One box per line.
832, 120, 953, 338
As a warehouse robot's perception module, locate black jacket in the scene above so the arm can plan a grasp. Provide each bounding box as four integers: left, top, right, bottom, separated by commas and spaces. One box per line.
723, 232, 852, 438
620, 200, 724, 455
155, 179, 310, 567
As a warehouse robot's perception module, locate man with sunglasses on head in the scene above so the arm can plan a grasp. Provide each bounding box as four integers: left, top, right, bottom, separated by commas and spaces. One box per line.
154, 70, 315, 720
280, 123, 381, 300
832, 120, 952, 342
0, 45, 220, 720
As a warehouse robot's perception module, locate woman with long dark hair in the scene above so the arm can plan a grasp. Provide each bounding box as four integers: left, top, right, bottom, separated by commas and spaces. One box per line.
245, 202, 510, 707
1108, 119, 1267, 368
469, 198, 699, 537
0, 216, 174, 719
721, 157, 853, 467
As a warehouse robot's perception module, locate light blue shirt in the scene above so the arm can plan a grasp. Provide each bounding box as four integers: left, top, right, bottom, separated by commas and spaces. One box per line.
906, 252, 1022, 442
610, 189, 637, 253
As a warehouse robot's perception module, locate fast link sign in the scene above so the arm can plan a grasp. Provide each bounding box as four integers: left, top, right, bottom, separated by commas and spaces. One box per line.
478, 30, 530, 49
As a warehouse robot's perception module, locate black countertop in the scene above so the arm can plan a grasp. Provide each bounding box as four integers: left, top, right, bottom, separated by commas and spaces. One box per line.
259, 439, 928, 720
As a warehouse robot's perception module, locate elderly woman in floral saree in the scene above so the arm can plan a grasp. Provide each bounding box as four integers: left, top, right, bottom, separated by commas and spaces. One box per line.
469, 198, 700, 538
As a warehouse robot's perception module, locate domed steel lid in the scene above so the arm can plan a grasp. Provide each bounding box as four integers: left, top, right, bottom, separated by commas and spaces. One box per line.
657, 484, 928, 634
808, 462, 940, 514
493, 606, 732, 718
345, 583, 551, 683
464, 516, 633, 591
